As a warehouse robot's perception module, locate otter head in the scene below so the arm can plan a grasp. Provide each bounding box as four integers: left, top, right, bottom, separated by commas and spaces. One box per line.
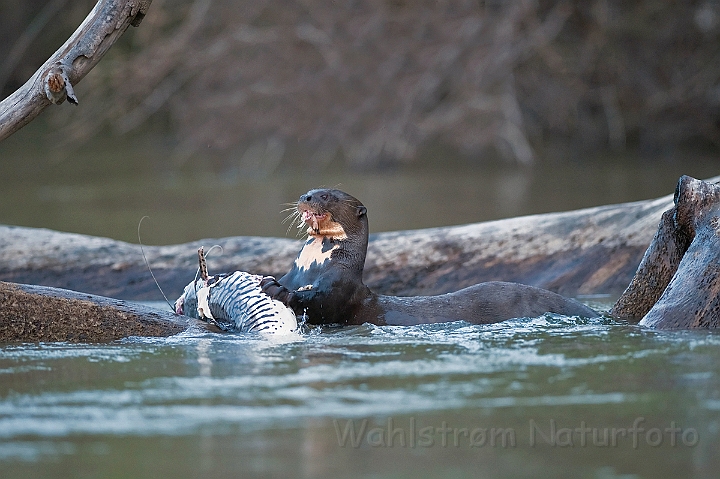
297, 189, 368, 241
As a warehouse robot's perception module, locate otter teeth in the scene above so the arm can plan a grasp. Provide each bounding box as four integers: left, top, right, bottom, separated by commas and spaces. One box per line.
301, 210, 315, 222
301, 210, 323, 231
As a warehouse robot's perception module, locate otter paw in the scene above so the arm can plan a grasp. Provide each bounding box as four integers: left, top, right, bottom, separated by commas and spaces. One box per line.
260, 276, 278, 289
260, 277, 295, 305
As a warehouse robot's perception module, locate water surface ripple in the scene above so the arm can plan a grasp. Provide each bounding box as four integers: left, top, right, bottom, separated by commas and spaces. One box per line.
1, 314, 720, 478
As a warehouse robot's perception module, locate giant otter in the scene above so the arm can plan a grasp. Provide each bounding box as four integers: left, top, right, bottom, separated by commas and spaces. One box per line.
261, 189, 597, 326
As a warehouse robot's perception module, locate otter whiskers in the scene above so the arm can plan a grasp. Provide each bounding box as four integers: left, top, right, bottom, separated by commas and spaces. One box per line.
281, 201, 308, 237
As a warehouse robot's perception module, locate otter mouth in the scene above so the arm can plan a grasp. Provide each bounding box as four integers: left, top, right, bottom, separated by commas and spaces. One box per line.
298, 205, 347, 239
301, 209, 327, 232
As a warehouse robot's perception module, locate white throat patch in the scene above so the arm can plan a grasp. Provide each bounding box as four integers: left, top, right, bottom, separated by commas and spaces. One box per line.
294, 237, 338, 271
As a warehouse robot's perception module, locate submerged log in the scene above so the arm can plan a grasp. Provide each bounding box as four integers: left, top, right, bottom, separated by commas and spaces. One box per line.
613, 176, 720, 328
0, 281, 214, 343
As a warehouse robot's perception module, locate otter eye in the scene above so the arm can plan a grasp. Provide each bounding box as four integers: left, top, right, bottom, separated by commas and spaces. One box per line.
320, 194, 329, 201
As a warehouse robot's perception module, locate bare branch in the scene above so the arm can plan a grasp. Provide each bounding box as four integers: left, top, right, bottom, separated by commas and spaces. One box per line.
0, 0, 153, 142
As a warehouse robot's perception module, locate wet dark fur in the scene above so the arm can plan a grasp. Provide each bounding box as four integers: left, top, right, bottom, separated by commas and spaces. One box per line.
262, 189, 597, 326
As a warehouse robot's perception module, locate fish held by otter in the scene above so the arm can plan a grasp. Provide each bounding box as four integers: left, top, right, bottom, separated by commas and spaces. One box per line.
176, 248, 298, 335
261, 188, 598, 326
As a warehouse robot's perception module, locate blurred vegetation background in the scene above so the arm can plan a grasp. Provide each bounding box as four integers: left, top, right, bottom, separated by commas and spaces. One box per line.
0, 0, 719, 243
4, 0, 720, 167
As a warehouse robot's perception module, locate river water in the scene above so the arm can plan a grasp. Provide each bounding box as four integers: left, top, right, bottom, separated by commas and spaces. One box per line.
2, 124, 720, 477
2, 302, 720, 479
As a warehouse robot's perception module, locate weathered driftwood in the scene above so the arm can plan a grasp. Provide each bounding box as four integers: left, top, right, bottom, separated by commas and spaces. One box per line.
364, 194, 672, 299
2, 183, 698, 302
0, 0, 152, 141
613, 176, 720, 328
0, 281, 215, 343
0, 228, 299, 300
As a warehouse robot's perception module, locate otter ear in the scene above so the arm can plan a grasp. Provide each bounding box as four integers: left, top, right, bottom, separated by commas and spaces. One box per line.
356, 206, 367, 217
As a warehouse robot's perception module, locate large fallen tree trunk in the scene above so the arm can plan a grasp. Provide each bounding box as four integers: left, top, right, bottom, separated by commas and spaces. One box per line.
0, 0, 152, 141
3, 180, 705, 302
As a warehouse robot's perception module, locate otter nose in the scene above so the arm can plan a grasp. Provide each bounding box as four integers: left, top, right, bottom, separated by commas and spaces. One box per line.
300, 193, 311, 203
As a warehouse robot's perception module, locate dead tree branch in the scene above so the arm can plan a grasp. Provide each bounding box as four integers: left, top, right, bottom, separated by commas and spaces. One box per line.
0, 0, 152, 142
